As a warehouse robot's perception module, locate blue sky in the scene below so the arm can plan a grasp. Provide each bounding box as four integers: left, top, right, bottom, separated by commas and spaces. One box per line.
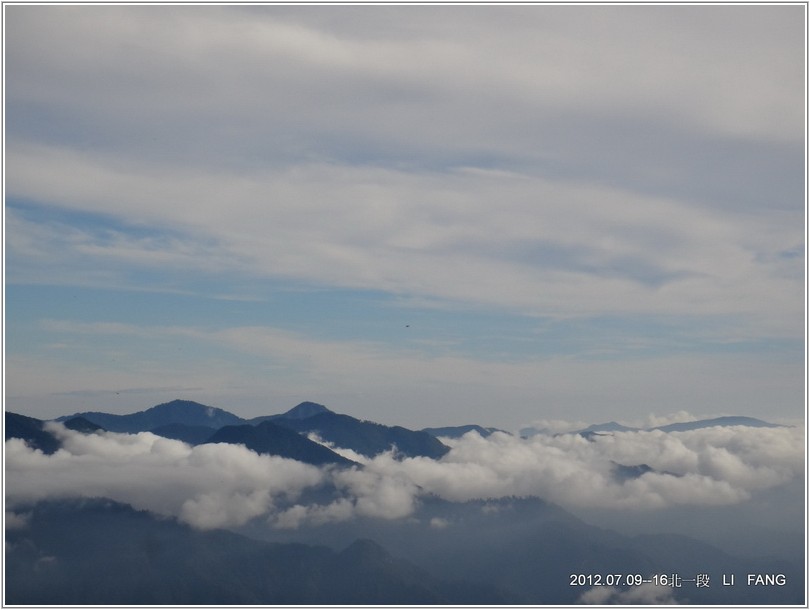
4, 5, 805, 430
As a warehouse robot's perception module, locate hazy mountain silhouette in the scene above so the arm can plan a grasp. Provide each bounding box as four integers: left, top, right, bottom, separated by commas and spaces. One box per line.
249, 401, 333, 424
421, 424, 506, 439
55, 399, 245, 433
206, 420, 356, 466
249, 494, 804, 605
51, 400, 447, 459
62, 416, 105, 434
16, 400, 448, 460
149, 423, 217, 445
272, 411, 449, 459
578, 420, 640, 434
652, 416, 785, 433
5, 498, 508, 605
570, 416, 785, 437
610, 461, 674, 482
5, 411, 61, 454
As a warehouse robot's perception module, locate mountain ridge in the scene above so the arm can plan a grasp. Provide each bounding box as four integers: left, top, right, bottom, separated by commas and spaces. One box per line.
272, 411, 450, 459
6, 404, 802, 605
55, 399, 245, 433
247, 401, 333, 425
651, 415, 785, 433
6, 497, 509, 605
421, 424, 507, 439
521, 415, 787, 438
5, 411, 61, 455
50, 398, 787, 441
206, 420, 356, 466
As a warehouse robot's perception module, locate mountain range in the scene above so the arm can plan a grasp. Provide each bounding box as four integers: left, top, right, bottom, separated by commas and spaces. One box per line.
421, 424, 506, 439
520, 415, 787, 438
271, 410, 449, 459
5, 401, 804, 605
11, 401, 791, 473
53, 399, 449, 460
207, 420, 356, 466
5, 411, 61, 455
52, 398, 786, 445
5, 498, 507, 605
7, 494, 802, 605
271, 494, 801, 605
54, 399, 244, 433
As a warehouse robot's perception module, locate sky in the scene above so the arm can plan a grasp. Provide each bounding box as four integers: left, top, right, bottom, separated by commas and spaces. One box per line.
3, 4, 806, 431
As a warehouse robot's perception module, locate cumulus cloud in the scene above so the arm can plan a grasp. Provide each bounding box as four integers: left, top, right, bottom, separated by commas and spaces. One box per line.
346, 426, 804, 512
5, 425, 325, 529
271, 455, 419, 529
333, 466, 420, 520
5, 422, 803, 531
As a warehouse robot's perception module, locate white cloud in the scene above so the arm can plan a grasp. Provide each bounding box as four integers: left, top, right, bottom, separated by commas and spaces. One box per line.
306, 433, 372, 465
4, 5, 804, 342
4, 6, 803, 434
6, 6, 801, 147
5, 427, 325, 529
353, 426, 803, 511
5, 422, 802, 533
6, 143, 802, 337
333, 466, 419, 520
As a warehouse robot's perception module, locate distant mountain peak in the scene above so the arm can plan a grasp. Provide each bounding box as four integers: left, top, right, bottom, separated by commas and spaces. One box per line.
5, 411, 61, 455
651, 416, 784, 433
280, 401, 332, 420
580, 421, 639, 433
151, 399, 221, 416
206, 419, 355, 466
421, 424, 506, 439
339, 538, 391, 563
272, 410, 450, 459
55, 400, 244, 434
63, 416, 105, 434
571, 415, 785, 438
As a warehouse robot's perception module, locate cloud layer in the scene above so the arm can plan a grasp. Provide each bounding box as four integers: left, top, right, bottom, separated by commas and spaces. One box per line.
342, 426, 803, 511
5, 6, 803, 328
6, 422, 803, 530
4, 6, 803, 428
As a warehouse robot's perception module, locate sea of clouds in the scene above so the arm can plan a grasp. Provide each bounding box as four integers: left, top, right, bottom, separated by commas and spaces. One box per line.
5, 421, 804, 531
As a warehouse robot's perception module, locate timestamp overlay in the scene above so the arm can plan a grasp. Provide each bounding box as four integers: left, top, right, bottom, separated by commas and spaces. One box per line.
570, 572, 789, 589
